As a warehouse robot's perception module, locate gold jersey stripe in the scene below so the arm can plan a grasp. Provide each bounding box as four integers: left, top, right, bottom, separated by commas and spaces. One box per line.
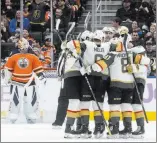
80, 110, 90, 116
110, 111, 121, 118
122, 111, 132, 118
96, 60, 107, 71
67, 110, 80, 118
134, 111, 144, 119
94, 110, 101, 116
134, 54, 142, 64
72, 40, 81, 54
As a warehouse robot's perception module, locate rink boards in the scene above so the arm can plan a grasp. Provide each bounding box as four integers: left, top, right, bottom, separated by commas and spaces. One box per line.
1, 77, 156, 122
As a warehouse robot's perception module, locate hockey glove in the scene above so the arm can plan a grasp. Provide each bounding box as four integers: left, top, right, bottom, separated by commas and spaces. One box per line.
91, 63, 102, 72
126, 64, 139, 73
80, 67, 87, 75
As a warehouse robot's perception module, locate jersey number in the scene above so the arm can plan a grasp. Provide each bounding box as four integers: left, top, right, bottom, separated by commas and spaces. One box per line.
95, 54, 103, 62
121, 58, 128, 73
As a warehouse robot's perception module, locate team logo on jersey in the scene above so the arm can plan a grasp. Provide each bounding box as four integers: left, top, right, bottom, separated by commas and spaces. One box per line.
33, 10, 41, 19
18, 57, 29, 69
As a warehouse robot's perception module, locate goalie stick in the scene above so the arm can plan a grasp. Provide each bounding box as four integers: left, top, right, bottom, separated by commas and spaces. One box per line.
123, 34, 149, 123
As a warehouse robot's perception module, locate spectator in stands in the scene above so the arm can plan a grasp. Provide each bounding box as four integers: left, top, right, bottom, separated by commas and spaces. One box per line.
150, 23, 156, 34
46, 0, 72, 40
68, 0, 80, 23
130, 31, 144, 46
23, 3, 30, 18
9, 10, 30, 34
145, 40, 156, 58
145, 39, 156, 76
23, 29, 35, 47
7, 28, 20, 47
1, 21, 10, 42
130, 21, 141, 33
111, 17, 122, 34
116, 0, 137, 22
28, 0, 50, 32
136, 1, 154, 27
1, 0, 16, 20
40, 35, 56, 68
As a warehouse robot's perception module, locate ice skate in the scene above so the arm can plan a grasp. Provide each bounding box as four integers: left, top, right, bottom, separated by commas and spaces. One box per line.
131, 126, 145, 139
93, 123, 105, 138
52, 122, 62, 129
64, 124, 78, 138
77, 124, 92, 139
119, 123, 132, 139
107, 122, 119, 139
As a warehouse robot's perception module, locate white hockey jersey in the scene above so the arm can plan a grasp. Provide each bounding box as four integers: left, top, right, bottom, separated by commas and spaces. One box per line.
128, 46, 149, 85
82, 40, 110, 76
107, 51, 135, 88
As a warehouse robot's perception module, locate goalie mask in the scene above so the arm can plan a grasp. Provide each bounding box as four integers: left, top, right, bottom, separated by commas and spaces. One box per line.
18, 38, 29, 53
93, 30, 105, 46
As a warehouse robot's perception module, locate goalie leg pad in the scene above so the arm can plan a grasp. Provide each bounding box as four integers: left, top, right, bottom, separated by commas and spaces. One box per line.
23, 85, 39, 123
8, 85, 24, 123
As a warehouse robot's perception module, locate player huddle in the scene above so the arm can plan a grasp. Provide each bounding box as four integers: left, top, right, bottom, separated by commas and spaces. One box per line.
57, 26, 153, 139
3, 25, 155, 139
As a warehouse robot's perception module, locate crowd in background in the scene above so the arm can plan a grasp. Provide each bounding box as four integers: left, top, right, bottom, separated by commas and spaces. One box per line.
1, 0, 156, 76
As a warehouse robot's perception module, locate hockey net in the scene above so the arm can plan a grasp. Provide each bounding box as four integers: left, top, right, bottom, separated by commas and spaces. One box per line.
43, 68, 57, 78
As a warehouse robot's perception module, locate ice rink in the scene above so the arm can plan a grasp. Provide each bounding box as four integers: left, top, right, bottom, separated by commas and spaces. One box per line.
1, 121, 156, 142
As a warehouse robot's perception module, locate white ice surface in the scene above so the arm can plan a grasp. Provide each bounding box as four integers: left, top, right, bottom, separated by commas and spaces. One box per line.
1, 121, 156, 142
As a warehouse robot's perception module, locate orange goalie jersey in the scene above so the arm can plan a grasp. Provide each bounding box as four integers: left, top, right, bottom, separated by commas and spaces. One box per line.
5, 53, 44, 83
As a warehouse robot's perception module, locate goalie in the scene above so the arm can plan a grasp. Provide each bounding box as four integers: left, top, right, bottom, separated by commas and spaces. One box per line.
4, 38, 46, 124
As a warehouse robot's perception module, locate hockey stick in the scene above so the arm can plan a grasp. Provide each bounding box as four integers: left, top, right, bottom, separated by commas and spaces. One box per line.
55, 19, 63, 42
77, 56, 112, 135
123, 34, 149, 123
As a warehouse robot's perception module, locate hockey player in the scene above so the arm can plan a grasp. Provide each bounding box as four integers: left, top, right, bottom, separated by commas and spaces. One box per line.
60, 39, 85, 138
85, 36, 150, 139
78, 30, 111, 138
62, 30, 111, 138
128, 46, 150, 138
4, 38, 46, 124
52, 31, 94, 129
102, 27, 115, 42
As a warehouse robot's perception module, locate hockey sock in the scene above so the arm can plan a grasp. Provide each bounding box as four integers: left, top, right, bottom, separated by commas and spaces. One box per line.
132, 104, 144, 126
80, 109, 89, 125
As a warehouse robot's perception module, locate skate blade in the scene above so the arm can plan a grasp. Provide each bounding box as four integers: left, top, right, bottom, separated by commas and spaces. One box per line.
94, 133, 104, 139
64, 133, 75, 138
107, 134, 119, 139
52, 126, 62, 129
131, 134, 144, 139
80, 134, 92, 139
119, 133, 132, 139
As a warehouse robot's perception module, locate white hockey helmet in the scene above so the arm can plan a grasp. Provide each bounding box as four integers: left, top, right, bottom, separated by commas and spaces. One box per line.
93, 30, 105, 41
102, 27, 114, 34
119, 26, 129, 35
80, 30, 93, 41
